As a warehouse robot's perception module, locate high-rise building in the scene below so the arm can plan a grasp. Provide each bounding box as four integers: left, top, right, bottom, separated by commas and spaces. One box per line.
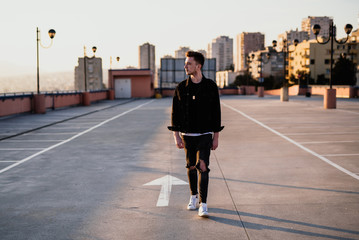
277, 29, 309, 50
74, 57, 103, 91
139, 42, 156, 73
237, 32, 265, 72
301, 16, 333, 40
208, 36, 233, 71
175, 47, 191, 58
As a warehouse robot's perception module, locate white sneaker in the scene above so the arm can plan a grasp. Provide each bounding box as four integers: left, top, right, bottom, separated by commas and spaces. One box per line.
187, 195, 198, 210
198, 203, 209, 217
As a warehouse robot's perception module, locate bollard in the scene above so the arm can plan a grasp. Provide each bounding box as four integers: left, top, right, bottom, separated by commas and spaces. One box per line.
34, 94, 46, 114
324, 89, 336, 109
280, 86, 289, 102
257, 86, 264, 97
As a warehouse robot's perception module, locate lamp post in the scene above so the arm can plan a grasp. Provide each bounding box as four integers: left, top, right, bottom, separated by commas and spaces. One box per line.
36, 27, 56, 94
110, 56, 120, 70
312, 21, 353, 109
273, 38, 299, 102
256, 52, 271, 97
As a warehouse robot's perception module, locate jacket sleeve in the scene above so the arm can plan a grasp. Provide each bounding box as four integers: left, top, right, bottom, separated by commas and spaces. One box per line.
211, 84, 224, 133
167, 86, 181, 132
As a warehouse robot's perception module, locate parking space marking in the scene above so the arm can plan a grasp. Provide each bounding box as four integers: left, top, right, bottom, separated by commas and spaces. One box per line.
23, 133, 79, 135
2, 140, 64, 143
0, 148, 45, 151
222, 102, 359, 181
0, 100, 154, 174
322, 154, 359, 157
285, 132, 359, 136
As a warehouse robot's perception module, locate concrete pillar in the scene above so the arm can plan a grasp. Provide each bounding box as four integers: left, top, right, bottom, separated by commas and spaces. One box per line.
82, 92, 91, 106
258, 86, 264, 97
34, 94, 46, 114
324, 89, 336, 109
108, 89, 115, 100
280, 86, 289, 102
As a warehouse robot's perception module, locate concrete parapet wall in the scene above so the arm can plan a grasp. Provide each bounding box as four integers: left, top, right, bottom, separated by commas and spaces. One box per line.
0, 90, 111, 117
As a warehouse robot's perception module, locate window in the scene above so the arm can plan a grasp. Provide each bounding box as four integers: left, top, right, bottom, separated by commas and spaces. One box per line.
324, 59, 330, 64
310, 59, 315, 64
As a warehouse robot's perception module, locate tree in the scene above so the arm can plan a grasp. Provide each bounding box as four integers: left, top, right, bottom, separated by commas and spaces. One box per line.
231, 73, 257, 87
332, 56, 356, 85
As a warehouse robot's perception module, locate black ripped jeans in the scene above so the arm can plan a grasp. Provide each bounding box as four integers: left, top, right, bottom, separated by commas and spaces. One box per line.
182, 134, 212, 204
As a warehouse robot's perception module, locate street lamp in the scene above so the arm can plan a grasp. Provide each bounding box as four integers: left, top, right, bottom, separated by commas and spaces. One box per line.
110, 56, 120, 69
312, 21, 353, 109
36, 27, 56, 94
256, 52, 271, 97
273, 38, 299, 102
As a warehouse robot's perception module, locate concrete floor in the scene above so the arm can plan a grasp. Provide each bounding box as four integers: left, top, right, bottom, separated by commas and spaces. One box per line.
0, 95, 358, 240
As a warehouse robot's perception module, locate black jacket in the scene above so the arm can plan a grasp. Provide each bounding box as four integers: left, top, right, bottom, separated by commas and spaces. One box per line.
168, 76, 224, 133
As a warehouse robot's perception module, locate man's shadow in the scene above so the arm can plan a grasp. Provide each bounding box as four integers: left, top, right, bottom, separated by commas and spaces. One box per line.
209, 208, 359, 240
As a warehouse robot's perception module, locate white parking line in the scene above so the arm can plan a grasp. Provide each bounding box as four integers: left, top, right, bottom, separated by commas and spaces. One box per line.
2, 140, 63, 142
285, 132, 359, 136
0, 100, 154, 174
299, 141, 357, 144
0, 148, 45, 151
23, 133, 78, 135
222, 102, 359, 181
322, 154, 359, 157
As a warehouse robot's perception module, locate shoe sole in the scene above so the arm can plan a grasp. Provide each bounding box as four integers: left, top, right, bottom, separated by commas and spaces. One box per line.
198, 213, 209, 218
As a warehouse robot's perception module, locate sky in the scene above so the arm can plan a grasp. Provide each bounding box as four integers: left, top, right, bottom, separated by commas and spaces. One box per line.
0, 0, 358, 77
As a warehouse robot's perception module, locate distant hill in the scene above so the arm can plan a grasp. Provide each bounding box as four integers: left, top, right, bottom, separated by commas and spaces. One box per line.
0, 71, 75, 93
0, 70, 109, 94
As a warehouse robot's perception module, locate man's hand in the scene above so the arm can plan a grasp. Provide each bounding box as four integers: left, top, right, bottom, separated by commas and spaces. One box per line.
173, 132, 184, 149
211, 132, 219, 150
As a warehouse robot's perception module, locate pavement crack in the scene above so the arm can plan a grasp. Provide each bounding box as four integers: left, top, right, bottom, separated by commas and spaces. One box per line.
213, 152, 251, 240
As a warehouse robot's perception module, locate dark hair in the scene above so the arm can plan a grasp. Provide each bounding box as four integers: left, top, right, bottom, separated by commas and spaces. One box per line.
185, 51, 205, 68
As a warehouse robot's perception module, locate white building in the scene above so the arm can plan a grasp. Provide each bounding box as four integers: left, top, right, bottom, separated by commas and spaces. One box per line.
208, 36, 233, 71
216, 70, 237, 88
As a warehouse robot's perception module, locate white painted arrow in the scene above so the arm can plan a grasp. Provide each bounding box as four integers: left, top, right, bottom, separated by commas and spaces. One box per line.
144, 175, 188, 207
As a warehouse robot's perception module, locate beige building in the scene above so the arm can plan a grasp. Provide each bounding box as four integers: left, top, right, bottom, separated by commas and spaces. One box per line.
74, 57, 103, 91
208, 36, 233, 71
139, 42, 156, 74
216, 70, 237, 88
301, 16, 333, 40
236, 32, 265, 72
289, 37, 358, 83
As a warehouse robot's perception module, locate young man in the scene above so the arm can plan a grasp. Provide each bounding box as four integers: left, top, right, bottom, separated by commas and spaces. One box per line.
168, 51, 224, 217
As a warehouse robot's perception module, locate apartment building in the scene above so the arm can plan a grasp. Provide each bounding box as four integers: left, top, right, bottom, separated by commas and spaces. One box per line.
208, 36, 233, 71
301, 16, 333, 40
175, 47, 191, 58
289, 38, 358, 83
139, 42, 156, 74
277, 29, 309, 50
74, 57, 103, 91
236, 32, 265, 72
